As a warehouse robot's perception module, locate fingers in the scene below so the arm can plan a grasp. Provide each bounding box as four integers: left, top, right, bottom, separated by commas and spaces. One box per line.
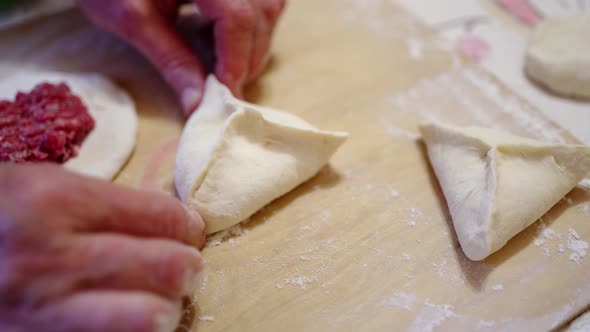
78, 1, 207, 114
73, 180, 206, 249
195, 0, 256, 97
248, 0, 286, 79
63, 234, 202, 299
16, 164, 206, 248
35, 291, 181, 332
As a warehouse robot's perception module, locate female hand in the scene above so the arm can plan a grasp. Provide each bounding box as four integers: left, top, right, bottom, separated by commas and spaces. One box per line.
0, 164, 205, 332
77, 0, 287, 114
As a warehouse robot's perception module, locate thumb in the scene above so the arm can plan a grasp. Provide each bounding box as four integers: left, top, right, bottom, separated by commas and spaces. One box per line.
130, 17, 207, 115
78, 2, 206, 114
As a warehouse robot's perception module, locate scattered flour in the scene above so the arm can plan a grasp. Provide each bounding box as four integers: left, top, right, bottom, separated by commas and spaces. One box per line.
408, 299, 458, 332
379, 118, 421, 140
199, 274, 209, 294
567, 229, 589, 264
198, 316, 215, 322
533, 238, 545, 247
542, 228, 559, 240
390, 187, 400, 198
205, 224, 248, 247
407, 37, 424, 60
320, 210, 332, 222
491, 284, 504, 292
205, 238, 222, 247
401, 253, 412, 261
381, 291, 417, 311
276, 275, 317, 290
478, 320, 496, 328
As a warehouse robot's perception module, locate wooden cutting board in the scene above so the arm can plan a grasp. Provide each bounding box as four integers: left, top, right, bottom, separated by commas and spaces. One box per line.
1, 1, 589, 331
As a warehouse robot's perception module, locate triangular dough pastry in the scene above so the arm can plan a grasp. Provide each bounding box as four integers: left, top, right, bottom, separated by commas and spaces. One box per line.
175, 76, 349, 234
420, 122, 590, 261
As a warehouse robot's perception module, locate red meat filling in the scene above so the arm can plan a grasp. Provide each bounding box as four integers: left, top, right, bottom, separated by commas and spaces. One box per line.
0, 82, 95, 163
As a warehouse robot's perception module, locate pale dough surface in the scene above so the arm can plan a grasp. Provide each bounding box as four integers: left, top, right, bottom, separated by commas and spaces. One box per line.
525, 13, 590, 99
420, 122, 590, 261
0, 69, 138, 180
175, 76, 348, 234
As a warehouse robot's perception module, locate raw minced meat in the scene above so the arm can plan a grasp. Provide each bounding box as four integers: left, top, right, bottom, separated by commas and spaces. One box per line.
0, 82, 95, 163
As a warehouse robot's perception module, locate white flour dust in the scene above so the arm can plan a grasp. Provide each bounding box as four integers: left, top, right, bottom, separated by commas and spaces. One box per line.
532, 225, 590, 263
205, 224, 249, 248
381, 291, 417, 311
567, 229, 589, 264
407, 299, 458, 332
407, 37, 424, 60
276, 275, 317, 290
379, 67, 567, 145
491, 284, 504, 292
198, 316, 215, 322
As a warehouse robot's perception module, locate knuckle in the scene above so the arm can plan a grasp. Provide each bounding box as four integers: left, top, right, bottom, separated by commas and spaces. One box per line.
226, 5, 256, 30
112, 0, 153, 36
261, 0, 286, 21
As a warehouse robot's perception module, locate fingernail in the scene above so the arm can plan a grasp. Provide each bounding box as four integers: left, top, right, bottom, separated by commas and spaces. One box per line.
182, 205, 206, 247
154, 310, 181, 332
182, 270, 202, 295
181, 88, 202, 114
183, 204, 203, 224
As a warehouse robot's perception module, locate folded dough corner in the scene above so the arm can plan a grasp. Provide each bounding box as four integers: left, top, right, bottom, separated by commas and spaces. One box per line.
420, 122, 590, 261
175, 76, 349, 234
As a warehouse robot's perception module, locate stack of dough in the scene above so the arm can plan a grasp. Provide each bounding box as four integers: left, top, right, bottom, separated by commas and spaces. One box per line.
175, 76, 349, 234
420, 122, 590, 261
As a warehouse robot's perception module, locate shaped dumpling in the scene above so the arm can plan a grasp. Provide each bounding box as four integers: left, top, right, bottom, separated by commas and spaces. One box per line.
175, 76, 349, 234
420, 122, 590, 261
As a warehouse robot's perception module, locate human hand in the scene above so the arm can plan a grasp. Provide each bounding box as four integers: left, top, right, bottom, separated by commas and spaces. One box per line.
77, 0, 286, 115
0, 164, 205, 332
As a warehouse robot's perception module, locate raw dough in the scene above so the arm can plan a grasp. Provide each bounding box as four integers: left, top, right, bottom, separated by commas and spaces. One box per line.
0, 0, 74, 31
525, 13, 590, 99
420, 122, 590, 261
175, 76, 349, 234
0, 70, 138, 180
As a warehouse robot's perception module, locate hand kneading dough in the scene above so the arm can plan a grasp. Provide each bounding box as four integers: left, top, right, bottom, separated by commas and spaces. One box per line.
175, 76, 349, 234
420, 122, 590, 261
0, 70, 138, 180
525, 13, 590, 99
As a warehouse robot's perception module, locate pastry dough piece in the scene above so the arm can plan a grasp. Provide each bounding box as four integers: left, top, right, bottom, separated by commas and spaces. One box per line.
420, 122, 590, 261
175, 76, 349, 234
525, 13, 590, 99
0, 70, 138, 180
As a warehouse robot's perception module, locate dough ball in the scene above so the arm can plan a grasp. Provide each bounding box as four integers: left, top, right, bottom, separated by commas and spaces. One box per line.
525, 13, 590, 99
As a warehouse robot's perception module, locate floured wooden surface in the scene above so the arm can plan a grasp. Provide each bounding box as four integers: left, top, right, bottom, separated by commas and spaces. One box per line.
0, 1, 589, 331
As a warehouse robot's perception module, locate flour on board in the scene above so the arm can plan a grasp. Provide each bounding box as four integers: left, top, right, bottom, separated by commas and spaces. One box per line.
407, 299, 458, 332
379, 67, 567, 146
381, 291, 417, 311
491, 284, 504, 292
276, 275, 317, 290
567, 229, 589, 264
407, 37, 424, 60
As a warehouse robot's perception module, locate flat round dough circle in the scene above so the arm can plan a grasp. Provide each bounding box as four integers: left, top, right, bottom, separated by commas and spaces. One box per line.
0, 70, 138, 180
525, 13, 590, 99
